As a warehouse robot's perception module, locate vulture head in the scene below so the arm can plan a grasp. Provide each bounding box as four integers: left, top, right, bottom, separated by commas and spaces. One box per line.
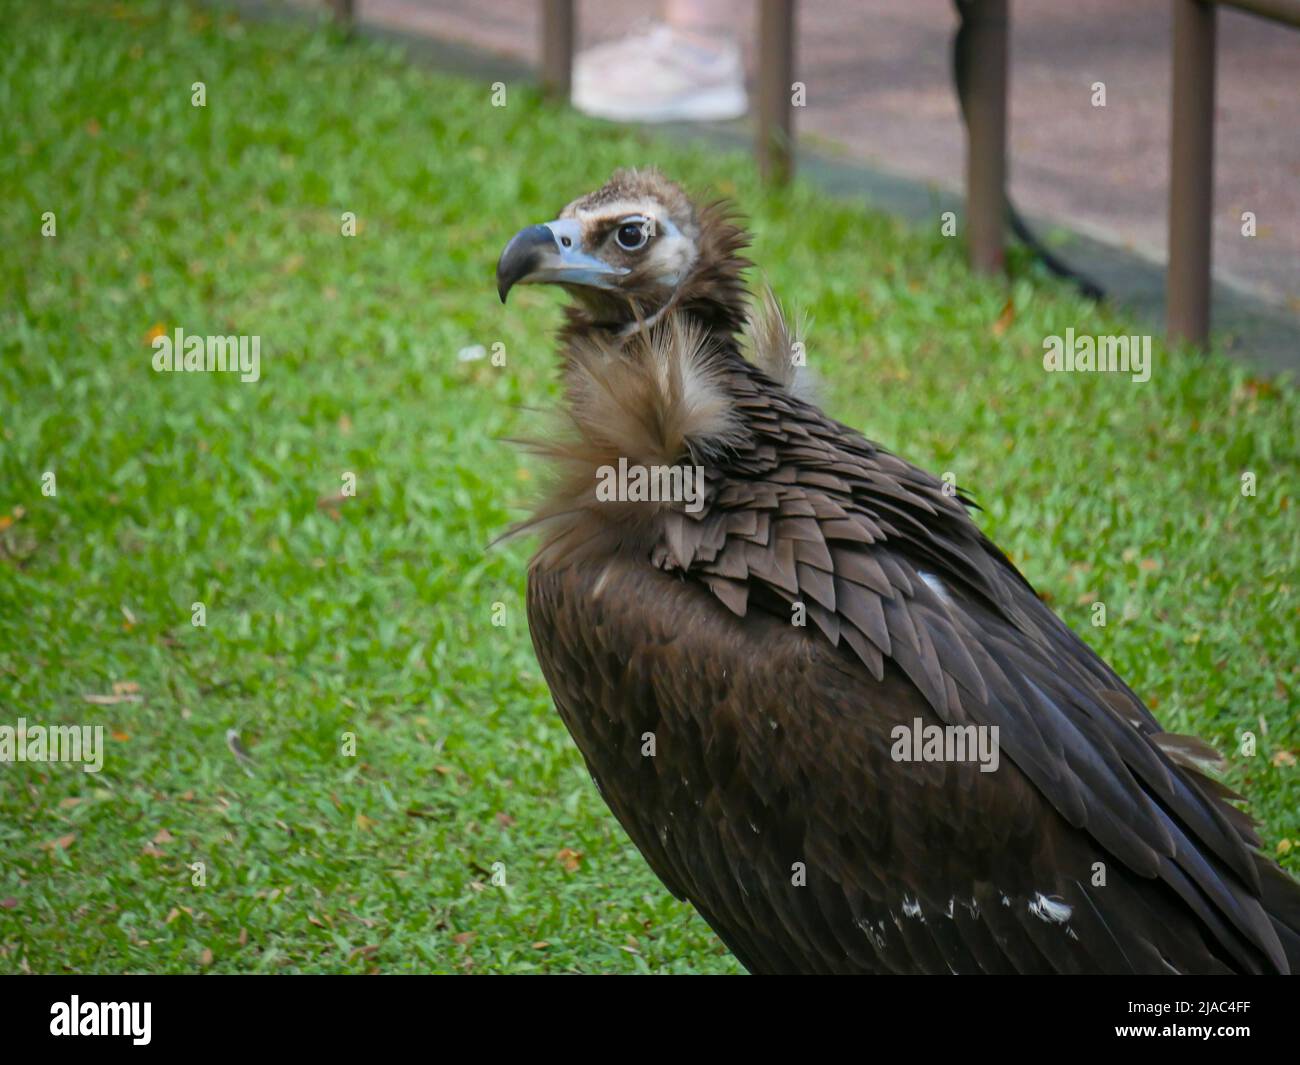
496, 168, 751, 334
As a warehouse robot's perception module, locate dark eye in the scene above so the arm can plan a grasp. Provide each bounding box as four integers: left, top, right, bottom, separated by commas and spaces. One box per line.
616, 221, 650, 251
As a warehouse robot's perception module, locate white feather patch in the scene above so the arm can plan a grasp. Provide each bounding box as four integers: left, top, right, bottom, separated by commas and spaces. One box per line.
1028, 893, 1073, 924
918, 570, 954, 607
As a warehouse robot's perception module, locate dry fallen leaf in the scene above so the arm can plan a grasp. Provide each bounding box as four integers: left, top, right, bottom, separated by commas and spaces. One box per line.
1271, 750, 1297, 768
225, 729, 255, 772
315, 490, 357, 517
82, 692, 141, 706
555, 847, 583, 872
199, 947, 213, 967
42, 833, 76, 851
152, 828, 174, 845
991, 297, 1015, 337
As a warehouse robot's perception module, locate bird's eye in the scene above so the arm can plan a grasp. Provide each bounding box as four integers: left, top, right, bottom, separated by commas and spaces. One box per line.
616, 220, 650, 251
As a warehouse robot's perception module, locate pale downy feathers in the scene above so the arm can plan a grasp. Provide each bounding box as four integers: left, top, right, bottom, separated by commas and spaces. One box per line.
509, 291, 818, 568
508, 312, 748, 561
743, 285, 818, 405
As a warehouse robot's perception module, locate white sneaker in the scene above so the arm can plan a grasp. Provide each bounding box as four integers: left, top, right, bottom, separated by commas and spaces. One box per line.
572, 23, 748, 123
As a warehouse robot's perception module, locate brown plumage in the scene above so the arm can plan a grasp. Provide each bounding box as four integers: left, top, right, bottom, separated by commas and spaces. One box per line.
496, 168, 1300, 974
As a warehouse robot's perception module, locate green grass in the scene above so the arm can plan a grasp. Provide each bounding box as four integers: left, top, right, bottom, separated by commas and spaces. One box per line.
0, 0, 1296, 975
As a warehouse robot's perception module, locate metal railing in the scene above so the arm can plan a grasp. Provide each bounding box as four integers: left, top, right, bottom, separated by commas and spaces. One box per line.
328, 0, 1298, 349
1166, 1, 1300, 346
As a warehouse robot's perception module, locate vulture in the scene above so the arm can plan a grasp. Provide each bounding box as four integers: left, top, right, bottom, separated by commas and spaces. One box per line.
494, 168, 1300, 974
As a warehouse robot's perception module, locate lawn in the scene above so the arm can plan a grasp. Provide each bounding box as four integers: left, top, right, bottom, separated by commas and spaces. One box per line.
0, 0, 1296, 975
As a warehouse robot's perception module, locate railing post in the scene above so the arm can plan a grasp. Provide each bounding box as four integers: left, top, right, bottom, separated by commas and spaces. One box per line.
756, 0, 796, 184
541, 0, 575, 102
328, 0, 354, 33
964, 0, 1009, 275
1167, 0, 1217, 347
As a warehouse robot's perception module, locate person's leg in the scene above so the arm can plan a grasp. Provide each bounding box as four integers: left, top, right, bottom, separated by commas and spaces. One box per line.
664, 0, 745, 44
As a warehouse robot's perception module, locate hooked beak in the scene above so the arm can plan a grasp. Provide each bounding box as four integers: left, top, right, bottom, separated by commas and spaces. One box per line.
496, 219, 628, 303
